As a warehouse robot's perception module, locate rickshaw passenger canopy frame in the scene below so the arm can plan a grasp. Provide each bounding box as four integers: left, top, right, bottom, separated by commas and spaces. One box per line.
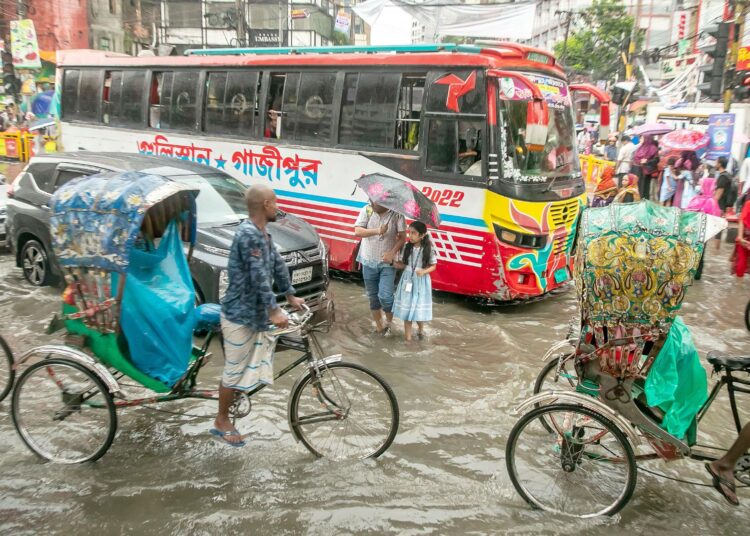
50, 171, 199, 273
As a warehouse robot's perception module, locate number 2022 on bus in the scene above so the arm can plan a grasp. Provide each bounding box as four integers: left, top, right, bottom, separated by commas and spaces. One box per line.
421, 187, 464, 208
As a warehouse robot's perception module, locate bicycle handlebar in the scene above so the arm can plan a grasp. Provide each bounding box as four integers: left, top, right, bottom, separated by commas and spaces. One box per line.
266, 304, 313, 336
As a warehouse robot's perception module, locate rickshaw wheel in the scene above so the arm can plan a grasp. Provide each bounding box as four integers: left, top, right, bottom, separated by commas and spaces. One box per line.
0, 335, 15, 403
506, 403, 637, 518
533, 354, 577, 433
289, 361, 399, 460
12, 358, 117, 464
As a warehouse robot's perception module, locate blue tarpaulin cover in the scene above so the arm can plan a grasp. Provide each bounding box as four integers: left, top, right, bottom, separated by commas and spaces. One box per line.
115, 221, 196, 387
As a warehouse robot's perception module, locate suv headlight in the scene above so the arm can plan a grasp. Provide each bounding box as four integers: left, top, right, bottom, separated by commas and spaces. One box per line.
218, 269, 229, 298
319, 238, 328, 274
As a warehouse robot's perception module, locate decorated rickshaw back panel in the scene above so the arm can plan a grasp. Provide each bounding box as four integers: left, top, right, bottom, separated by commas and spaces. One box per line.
575, 202, 708, 330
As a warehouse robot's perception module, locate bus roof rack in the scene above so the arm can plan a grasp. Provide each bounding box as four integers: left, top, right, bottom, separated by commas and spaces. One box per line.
184, 43, 485, 56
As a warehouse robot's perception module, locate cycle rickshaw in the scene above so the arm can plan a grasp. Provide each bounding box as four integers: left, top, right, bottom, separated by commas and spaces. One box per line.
506, 201, 750, 517
9, 171, 398, 464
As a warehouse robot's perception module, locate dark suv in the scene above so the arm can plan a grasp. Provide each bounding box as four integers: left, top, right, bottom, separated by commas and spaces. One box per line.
6, 153, 329, 309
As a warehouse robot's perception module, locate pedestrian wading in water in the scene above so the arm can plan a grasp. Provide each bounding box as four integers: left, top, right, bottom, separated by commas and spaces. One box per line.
393, 221, 437, 341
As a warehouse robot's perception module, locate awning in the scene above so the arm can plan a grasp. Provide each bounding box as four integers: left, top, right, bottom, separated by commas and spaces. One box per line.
628, 99, 650, 113
40, 50, 56, 63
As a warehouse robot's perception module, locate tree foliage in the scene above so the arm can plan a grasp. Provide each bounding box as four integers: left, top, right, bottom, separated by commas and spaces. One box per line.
553, 0, 634, 81
332, 31, 351, 46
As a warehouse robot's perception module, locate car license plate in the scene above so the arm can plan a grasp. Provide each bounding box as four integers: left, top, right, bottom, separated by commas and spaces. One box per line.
292, 266, 313, 285
554, 267, 569, 284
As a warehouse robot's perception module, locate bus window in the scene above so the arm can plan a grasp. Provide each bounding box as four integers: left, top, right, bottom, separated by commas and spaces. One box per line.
267, 73, 296, 139
294, 72, 336, 142
77, 70, 101, 122
339, 72, 400, 148
121, 71, 146, 126
149, 72, 165, 128
61, 69, 80, 120
204, 71, 259, 136
425, 118, 484, 177
395, 74, 425, 151
103, 71, 120, 124
151, 71, 199, 131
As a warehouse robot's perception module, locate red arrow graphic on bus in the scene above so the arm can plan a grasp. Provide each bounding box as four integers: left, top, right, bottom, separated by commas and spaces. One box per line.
435, 72, 476, 113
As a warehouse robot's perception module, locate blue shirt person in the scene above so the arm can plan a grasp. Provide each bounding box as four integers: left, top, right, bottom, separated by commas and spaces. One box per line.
212, 184, 304, 446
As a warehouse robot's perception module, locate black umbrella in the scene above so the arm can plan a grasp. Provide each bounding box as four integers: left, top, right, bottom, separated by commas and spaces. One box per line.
354, 173, 441, 228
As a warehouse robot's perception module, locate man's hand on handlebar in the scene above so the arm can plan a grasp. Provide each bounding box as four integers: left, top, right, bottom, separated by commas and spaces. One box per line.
287, 295, 306, 311
269, 307, 289, 329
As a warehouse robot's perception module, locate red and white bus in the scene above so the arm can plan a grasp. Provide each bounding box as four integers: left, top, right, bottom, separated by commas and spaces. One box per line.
55, 43, 608, 301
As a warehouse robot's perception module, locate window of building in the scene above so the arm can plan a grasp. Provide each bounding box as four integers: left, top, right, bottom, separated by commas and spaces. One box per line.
204, 71, 260, 136
61, 69, 80, 120
425, 118, 484, 177
339, 72, 400, 148
165, 0, 202, 27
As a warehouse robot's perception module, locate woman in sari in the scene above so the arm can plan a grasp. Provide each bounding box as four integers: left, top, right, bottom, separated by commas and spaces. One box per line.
632, 135, 660, 200
733, 197, 750, 277
613, 173, 641, 204
591, 166, 618, 207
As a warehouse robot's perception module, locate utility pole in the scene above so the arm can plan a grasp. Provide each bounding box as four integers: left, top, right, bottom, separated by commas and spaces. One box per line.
279, 0, 284, 46
17, 0, 27, 18
626, 0, 643, 82
235, 0, 245, 47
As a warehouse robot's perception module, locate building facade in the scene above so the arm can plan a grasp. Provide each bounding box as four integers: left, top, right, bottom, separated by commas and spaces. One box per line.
157, 0, 335, 53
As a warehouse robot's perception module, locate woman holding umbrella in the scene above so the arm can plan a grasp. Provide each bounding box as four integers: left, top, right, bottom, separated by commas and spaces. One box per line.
632, 134, 660, 200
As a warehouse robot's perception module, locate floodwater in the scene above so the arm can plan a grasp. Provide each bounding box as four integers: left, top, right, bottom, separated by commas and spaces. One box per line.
0, 224, 749, 533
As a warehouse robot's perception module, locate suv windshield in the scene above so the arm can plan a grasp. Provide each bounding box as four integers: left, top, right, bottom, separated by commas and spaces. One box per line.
500, 74, 580, 183
173, 173, 248, 226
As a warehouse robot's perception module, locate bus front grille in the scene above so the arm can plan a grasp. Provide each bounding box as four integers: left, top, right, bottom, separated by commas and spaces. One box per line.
550, 200, 580, 228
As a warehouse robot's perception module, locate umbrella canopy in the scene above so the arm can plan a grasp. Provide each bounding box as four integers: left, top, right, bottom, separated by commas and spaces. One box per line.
31, 90, 54, 117
632, 122, 673, 136
659, 129, 709, 153
354, 173, 441, 228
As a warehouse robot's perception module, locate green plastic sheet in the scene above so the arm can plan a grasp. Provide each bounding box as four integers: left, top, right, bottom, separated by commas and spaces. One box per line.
644, 316, 708, 440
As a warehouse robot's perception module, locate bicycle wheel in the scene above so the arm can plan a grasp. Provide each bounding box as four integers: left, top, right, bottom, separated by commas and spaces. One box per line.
289, 361, 399, 460
506, 403, 637, 518
533, 354, 577, 433
745, 299, 750, 332
12, 359, 117, 463
0, 335, 15, 403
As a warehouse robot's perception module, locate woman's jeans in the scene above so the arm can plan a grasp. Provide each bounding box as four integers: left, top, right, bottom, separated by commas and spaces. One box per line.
362, 263, 396, 313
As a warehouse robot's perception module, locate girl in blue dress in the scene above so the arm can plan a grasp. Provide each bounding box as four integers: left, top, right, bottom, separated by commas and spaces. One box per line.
393, 221, 437, 341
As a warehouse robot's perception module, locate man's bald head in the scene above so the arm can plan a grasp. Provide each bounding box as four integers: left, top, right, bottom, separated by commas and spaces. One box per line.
245, 184, 278, 223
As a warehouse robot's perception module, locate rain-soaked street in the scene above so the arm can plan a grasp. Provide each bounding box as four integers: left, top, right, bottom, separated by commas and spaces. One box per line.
0, 192, 748, 532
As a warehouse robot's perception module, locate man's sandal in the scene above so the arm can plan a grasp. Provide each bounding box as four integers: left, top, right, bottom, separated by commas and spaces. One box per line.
705, 463, 739, 506
210, 428, 247, 448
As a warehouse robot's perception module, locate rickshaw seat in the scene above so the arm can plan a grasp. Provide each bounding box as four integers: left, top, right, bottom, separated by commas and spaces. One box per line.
194, 303, 221, 332
706, 351, 750, 372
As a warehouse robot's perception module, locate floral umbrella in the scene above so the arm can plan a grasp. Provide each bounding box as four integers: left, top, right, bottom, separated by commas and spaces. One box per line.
631, 122, 673, 136
354, 173, 441, 228
659, 129, 710, 154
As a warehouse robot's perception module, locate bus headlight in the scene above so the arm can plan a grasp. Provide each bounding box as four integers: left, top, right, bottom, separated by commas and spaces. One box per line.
219, 269, 229, 298
493, 224, 547, 249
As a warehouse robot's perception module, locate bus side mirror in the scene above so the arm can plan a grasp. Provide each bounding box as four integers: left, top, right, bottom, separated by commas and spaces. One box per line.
525, 99, 549, 152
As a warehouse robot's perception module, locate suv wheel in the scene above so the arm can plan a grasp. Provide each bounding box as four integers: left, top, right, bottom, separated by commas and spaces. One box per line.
21, 239, 51, 286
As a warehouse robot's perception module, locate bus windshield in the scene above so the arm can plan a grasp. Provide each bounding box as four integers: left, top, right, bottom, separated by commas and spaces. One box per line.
500, 74, 580, 183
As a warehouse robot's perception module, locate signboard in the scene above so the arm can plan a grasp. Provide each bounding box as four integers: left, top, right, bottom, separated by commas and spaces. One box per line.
738, 46, 750, 71
672, 11, 689, 44
290, 9, 309, 20
657, 112, 710, 132
497, 74, 571, 110
249, 29, 287, 47
10, 19, 41, 69
706, 113, 735, 160
660, 54, 699, 80
334, 10, 352, 34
